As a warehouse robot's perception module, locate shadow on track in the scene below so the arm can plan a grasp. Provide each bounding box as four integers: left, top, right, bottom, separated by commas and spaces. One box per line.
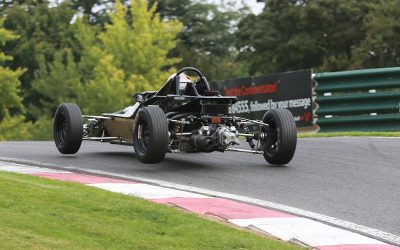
84, 151, 216, 172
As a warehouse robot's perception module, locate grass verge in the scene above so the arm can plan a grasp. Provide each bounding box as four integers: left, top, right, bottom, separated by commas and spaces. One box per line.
0, 171, 301, 250
298, 131, 400, 138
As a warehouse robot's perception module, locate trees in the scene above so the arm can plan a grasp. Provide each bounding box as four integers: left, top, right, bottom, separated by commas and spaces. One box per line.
33, 0, 182, 115
149, 0, 246, 81
0, 20, 32, 140
77, 0, 181, 114
236, 0, 385, 75
31, 49, 82, 117
1, 1, 78, 119
70, 0, 114, 25
352, 0, 400, 68
0, 20, 24, 117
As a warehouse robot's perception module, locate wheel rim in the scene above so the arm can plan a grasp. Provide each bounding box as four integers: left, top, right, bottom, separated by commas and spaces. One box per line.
261, 119, 280, 155
55, 112, 67, 146
137, 120, 150, 153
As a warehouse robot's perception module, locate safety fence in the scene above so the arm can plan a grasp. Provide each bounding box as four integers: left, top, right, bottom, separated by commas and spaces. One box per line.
314, 67, 400, 132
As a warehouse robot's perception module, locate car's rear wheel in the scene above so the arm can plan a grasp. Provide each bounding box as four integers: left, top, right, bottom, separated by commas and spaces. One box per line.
260, 109, 297, 165
133, 106, 168, 163
53, 103, 83, 154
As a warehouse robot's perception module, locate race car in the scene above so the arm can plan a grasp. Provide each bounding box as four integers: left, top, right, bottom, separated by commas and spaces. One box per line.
53, 67, 297, 165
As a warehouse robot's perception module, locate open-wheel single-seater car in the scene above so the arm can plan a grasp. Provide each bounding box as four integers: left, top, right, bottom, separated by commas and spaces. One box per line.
54, 67, 297, 164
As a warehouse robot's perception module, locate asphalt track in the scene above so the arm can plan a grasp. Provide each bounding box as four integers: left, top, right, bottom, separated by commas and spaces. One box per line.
0, 137, 399, 237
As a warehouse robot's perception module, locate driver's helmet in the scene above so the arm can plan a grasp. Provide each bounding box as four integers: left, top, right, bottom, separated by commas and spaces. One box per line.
167, 73, 192, 92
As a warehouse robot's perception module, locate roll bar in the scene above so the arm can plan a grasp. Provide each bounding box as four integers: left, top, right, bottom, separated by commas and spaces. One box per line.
174, 67, 211, 95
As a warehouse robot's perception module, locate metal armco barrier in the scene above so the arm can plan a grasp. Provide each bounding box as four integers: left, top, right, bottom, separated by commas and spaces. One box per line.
314, 67, 400, 132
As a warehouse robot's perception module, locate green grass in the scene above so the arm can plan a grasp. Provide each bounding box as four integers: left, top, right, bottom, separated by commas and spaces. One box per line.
0, 172, 301, 250
298, 131, 400, 138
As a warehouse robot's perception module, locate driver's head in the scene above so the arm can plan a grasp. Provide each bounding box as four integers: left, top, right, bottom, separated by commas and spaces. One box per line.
168, 73, 192, 91
178, 73, 192, 90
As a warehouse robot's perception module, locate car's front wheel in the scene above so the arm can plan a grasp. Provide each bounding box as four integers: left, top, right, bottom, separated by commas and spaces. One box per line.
260, 108, 297, 165
53, 103, 83, 154
133, 106, 169, 163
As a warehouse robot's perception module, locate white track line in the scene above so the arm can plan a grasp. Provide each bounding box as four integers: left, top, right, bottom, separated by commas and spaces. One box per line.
0, 161, 69, 174
231, 217, 382, 246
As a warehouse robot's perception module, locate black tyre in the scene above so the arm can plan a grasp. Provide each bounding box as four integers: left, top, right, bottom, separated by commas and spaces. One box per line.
261, 109, 297, 165
133, 106, 169, 163
53, 103, 83, 154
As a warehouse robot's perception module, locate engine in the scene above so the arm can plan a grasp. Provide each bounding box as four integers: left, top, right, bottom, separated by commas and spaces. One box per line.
168, 119, 239, 153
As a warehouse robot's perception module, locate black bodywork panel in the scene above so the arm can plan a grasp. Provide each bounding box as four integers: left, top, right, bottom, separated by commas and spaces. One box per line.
141, 67, 237, 115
